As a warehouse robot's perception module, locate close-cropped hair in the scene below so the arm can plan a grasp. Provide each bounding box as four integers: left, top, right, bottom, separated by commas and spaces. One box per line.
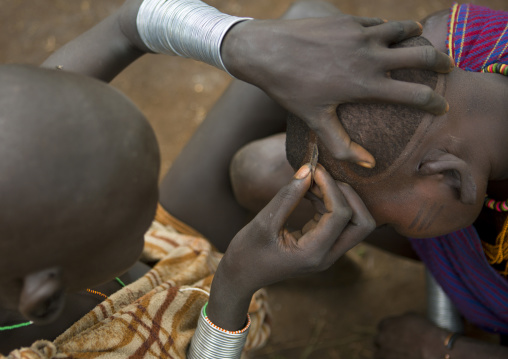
286, 36, 439, 181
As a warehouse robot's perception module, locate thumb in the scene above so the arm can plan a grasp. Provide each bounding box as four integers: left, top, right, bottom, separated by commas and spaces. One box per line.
309, 110, 376, 168
258, 163, 312, 231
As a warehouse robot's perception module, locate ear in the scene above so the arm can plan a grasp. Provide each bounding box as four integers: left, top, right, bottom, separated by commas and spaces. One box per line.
18, 267, 65, 325
418, 149, 477, 205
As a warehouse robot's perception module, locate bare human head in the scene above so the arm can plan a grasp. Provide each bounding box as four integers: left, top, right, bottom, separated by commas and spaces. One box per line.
286, 36, 508, 239
0, 65, 160, 324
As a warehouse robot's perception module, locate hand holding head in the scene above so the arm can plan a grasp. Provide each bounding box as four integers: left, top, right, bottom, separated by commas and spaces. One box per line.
221, 1, 453, 167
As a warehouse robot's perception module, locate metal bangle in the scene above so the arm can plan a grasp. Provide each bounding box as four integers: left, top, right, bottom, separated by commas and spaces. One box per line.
426, 269, 464, 333
136, 0, 252, 76
187, 304, 250, 359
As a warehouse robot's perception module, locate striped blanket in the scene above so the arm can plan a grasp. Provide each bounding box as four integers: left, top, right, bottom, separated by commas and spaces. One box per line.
2, 204, 270, 358
447, 2, 508, 71
410, 2, 508, 335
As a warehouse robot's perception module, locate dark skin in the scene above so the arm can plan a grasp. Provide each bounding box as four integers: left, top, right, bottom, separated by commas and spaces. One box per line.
0, 65, 159, 352
208, 164, 375, 331
0, 0, 418, 352
231, 10, 508, 242
43, 0, 454, 168
0, 66, 373, 352
159, 0, 453, 252
226, 7, 508, 359
0, 0, 470, 354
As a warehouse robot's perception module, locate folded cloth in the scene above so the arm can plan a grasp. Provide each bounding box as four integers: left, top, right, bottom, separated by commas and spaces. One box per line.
2, 204, 270, 358
447, 2, 508, 72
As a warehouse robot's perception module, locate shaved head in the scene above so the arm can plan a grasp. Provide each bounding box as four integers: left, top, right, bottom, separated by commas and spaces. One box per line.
0, 65, 160, 309
286, 36, 439, 183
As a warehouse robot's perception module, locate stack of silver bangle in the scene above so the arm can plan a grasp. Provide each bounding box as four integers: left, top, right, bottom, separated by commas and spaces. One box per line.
136, 0, 252, 75
187, 305, 250, 359
426, 269, 464, 333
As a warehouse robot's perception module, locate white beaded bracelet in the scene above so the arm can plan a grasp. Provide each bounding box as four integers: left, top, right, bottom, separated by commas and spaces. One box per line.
136, 0, 252, 76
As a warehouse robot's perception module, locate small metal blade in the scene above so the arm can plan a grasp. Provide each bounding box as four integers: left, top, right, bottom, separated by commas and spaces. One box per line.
309, 142, 318, 185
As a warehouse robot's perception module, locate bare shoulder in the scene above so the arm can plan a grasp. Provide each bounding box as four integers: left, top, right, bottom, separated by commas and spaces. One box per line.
421, 9, 449, 53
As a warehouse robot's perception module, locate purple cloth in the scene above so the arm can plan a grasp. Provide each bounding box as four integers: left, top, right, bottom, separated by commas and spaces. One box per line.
447, 3, 508, 71
411, 227, 508, 334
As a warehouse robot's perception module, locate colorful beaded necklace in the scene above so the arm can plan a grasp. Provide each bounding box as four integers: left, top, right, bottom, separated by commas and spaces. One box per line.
480, 62, 508, 276
0, 277, 126, 331
482, 63, 508, 76
483, 196, 508, 276
484, 196, 508, 212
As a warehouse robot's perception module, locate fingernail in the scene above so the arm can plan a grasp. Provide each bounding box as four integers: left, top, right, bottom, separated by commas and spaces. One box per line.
416, 22, 423, 31
357, 161, 375, 169
295, 164, 311, 179
445, 102, 450, 113
449, 55, 455, 69
382, 18, 388, 23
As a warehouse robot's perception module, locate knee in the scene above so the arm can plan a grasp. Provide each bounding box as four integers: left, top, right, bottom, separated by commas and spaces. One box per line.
230, 134, 293, 213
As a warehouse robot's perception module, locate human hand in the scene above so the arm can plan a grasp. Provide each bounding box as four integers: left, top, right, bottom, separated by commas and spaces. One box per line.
207, 163, 374, 330
222, 9, 454, 167
374, 313, 449, 359
224, 163, 374, 293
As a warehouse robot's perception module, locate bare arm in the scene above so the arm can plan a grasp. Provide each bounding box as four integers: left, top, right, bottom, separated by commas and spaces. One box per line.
41, 0, 454, 166
41, 1, 146, 82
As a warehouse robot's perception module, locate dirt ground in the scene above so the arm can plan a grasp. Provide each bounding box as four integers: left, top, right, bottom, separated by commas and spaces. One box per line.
2, 0, 507, 358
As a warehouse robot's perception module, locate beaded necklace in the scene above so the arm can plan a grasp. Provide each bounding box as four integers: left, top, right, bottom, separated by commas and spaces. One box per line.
483, 196, 508, 276
0, 277, 126, 331
482, 63, 508, 76
480, 62, 508, 276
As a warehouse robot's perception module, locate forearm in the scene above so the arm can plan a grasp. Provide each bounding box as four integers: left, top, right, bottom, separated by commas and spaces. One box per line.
41, 11, 144, 82
187, 258, 254, 358
207, 261, 253, 331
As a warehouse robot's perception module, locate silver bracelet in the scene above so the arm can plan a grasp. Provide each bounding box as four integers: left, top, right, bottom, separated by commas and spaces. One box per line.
136, 0, 252, 76
426, 269, 464, 333
187, 303, 250, 359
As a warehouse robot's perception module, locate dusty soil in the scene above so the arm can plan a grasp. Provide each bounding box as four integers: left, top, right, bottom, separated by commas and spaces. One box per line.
2, 1, 507, 358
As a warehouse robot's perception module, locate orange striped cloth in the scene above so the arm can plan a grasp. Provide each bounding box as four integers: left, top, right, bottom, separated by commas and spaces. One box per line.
2, 204, 270, 359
